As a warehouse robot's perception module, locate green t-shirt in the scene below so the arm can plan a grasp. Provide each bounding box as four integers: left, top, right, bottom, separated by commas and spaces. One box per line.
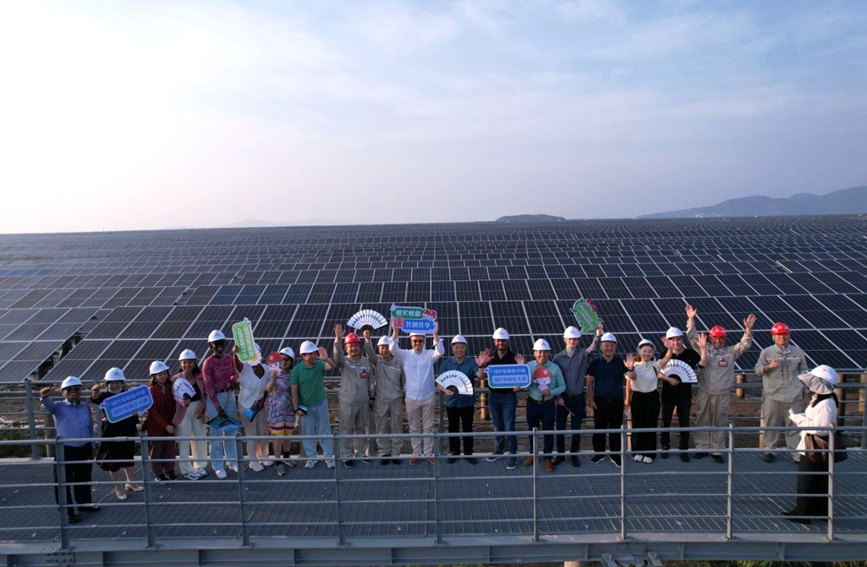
290, 360, 327, 407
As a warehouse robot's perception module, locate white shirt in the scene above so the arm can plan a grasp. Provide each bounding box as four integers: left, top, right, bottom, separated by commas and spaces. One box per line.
789, 397, 837, 454
630, 360, 661, 393
237, 363, 267, 409
390, 339, 444, 401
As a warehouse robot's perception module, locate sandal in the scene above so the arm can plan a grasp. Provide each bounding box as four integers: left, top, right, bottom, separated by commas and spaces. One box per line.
125, 483, 144, 492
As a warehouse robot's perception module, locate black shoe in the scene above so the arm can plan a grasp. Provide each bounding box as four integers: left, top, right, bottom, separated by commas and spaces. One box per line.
680, 453, 690, 463
166, 471, 178, 481
381, 454, 390, 465
712, 454, 725, 464
694, 452, 708, 459
343, 460, 355, 469
763, 452, 775, 463
81, 505, 101, 512
571, 455, 580, 467
467, 457, 478, 465
610, 455, 622, 468
68, 513, 83, 524
552, 456, 566, 466
391, 456, 401, 465
660, 448, 670, 459
447, 457, 457, 464
485, 453, 503, 462
590, 454, 605, 464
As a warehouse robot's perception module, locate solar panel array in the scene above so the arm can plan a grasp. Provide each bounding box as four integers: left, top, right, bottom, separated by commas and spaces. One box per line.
0, 217, 866, 384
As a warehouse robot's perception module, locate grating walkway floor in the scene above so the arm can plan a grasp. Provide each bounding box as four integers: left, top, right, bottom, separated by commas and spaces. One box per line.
2, 449, 866, 546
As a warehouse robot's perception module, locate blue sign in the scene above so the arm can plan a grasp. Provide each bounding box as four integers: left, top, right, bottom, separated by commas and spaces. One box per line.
402, 318, 436, 333
99, 385, 153, 423
486, 364, 531, 389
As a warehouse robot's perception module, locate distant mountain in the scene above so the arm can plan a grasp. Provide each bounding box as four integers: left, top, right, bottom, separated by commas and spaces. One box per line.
496, 214, 566, 223
639, 186, 867, 219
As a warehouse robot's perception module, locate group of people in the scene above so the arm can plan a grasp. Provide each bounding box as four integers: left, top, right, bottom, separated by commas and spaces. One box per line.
39, 304, 840, 524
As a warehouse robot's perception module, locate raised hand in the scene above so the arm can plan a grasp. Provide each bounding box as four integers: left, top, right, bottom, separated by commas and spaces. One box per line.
625, 353, 635, 370
661, 336, 672, 350
744, 313, 757, 331
317, 346, 328, 360
362, 329, 371, 340
334, 323, 344, 339
475, 348, 493, 367
39, 385, 56, 398
697, 332, 708, 348
515, 353, 525, 365
91, 383, 101, 395
685, 304, 697, 320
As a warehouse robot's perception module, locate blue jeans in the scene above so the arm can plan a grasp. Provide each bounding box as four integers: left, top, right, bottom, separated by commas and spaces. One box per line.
489, 391, 517, 455
556, 394, 585, 454
206, 391, 239, 472
526, 399, 556, 456
300, 400, 334, 459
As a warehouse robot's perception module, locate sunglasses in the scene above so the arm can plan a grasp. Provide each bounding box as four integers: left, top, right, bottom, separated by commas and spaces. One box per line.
64, 386, 81, 391
411, 339, 425, 343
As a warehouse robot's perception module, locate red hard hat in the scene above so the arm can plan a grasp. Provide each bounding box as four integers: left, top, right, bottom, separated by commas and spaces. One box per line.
344, 332, 361, 345
709, 326, 727, 338
770, 322, 790, 335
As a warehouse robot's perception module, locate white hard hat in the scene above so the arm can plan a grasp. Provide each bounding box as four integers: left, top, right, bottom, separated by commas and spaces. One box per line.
279, 347, 295, 358
377, 336, 394, 347
178, 349, 197, 361
637, 339, 654, 350
208, 329, 227, 342
563, 326, 582, 339
104, 367, 126, 382
451, 335, 468, 345
665, 327, 684, 339
409, 332, 425, 338
299, 341, 318, 355
533, 338, 551, 351
149, 361, 170, 375
810, 364, 838, 385
61, 376, 83, 390
492, 327, 510, 340
600, 332, 617, 343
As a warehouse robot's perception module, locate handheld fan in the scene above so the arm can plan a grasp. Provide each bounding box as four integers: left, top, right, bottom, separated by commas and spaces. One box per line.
347, 309, 388, 330
173, 377, 196, 399
663, 359, 697, 384
436, 370, 474, 396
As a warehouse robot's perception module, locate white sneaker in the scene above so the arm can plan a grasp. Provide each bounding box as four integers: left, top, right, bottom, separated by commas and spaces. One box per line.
249, 461, 264, 472
261, 460, 273, 468
633, 455, 644, 463
304, 460, 317, 469
226, 464, 239, 473
214, 469, 228, 479
643, 456, 654, 464
325, 460, 335, 469
183, 471, 200, 480
194, 469, 207, 478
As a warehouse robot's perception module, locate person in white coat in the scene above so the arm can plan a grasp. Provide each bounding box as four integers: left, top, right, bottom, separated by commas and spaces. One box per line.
783, 365, 839, 524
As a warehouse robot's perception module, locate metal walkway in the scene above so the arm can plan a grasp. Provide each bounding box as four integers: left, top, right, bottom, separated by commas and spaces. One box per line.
2, 428, 867, 565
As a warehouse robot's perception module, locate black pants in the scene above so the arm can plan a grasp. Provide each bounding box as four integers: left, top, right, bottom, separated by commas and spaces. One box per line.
630, 390, 660, 456
592, 396, 624, 454
446, 405, 474, 455
54, 444, 93, 517
555, 394, 585, 454
660, 398, 691, 451
795, 453, 830, 518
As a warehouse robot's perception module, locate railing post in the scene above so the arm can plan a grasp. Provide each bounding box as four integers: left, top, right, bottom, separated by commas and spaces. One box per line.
434, 430, 441, 545
736, 374, 745, 399
55, 438, 70, 550
25, 379, 40, 460
620, 425, 627, 541
828, 427, 835, 541
333, 431, 344, 547
726, 425, 734, 540
140, 435, 155, 549
236, 433, 249, 547
532, 428, 539, 543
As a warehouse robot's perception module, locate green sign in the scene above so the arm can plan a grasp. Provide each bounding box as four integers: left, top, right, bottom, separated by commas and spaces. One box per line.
571, 298, 600, 333
232, 318, 258, 363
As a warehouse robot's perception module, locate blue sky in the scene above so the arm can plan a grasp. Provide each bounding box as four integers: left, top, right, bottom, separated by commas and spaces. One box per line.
0, 0, 864, 232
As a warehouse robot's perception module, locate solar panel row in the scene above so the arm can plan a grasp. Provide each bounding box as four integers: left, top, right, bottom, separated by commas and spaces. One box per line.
0, 218, 865, 383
